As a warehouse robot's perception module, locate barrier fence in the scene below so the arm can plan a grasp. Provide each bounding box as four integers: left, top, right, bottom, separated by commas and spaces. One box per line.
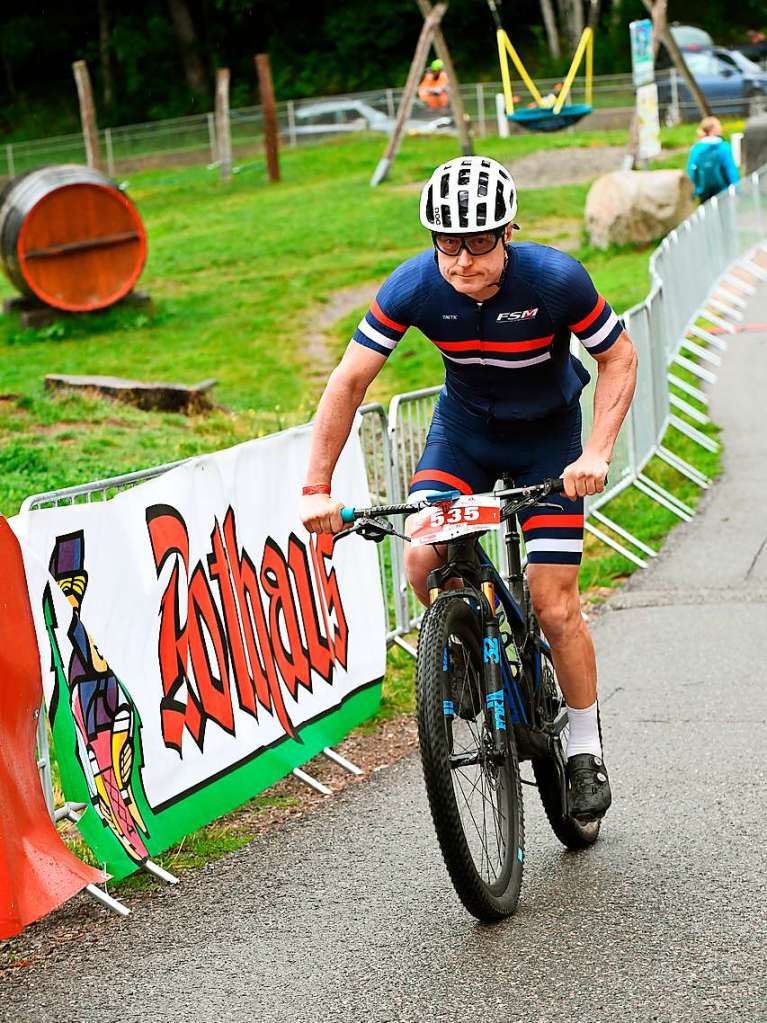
4, 69, 761, 181
17, 162, 767, 922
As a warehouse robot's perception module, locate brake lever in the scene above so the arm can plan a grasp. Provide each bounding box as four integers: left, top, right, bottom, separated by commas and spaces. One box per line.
335, 517, 410, 545
357, 517, 410, 543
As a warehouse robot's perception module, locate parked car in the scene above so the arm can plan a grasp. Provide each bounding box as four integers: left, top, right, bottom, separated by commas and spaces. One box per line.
291, 99, 451, 138
657, 45, 767, 116
668, 24, 714, 52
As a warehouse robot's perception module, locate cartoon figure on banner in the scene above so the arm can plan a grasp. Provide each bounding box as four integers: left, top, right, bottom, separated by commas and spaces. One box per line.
43, 531, 150, 863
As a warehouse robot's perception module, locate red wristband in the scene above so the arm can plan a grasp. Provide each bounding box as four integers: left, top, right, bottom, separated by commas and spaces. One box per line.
302, 484, 331, 496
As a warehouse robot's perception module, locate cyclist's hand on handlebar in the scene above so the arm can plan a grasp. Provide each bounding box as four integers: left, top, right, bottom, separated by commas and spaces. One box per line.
300, 494, 345, 534
561, 450, 609, 500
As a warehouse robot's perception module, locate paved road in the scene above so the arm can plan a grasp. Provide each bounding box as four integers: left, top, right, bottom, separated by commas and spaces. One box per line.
5, 292, 767, 1023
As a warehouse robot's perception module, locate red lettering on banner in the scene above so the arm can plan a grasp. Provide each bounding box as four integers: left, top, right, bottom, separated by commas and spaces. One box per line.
222, 511, 296, 740
147, 505, 350, 752
260, 538, 312, 701
313, 534, 349, 670
187, 564, 235, 743
288, 536, 333, 684
208, 520, 256, 717
146, 506, 198, 752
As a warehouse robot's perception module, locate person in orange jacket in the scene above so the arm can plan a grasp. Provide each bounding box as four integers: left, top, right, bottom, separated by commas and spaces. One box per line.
418, 59, 449, 109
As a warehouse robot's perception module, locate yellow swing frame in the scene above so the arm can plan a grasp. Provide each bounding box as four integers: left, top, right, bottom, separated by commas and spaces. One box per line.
496, 26, 594, 117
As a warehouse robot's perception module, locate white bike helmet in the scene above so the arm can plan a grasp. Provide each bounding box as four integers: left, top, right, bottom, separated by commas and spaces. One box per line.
420, 156, 518, 233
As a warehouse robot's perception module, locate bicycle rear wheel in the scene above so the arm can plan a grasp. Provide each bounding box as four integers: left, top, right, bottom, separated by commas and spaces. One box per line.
416, 591, 524, 921
532, 647, 601, 849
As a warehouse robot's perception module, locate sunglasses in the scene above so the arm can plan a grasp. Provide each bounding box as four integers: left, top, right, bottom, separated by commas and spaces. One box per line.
432, 229, 505, 257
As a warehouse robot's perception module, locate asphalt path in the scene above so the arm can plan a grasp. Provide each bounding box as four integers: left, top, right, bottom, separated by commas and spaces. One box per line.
5, 289, 767, 1023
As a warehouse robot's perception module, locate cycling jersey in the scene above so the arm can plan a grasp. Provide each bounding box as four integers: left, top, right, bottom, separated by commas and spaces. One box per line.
353, 242, 623, 423
411, 393, 585, 565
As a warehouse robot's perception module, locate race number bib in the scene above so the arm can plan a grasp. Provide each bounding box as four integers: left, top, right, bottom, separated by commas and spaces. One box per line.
410, 495, 501, 547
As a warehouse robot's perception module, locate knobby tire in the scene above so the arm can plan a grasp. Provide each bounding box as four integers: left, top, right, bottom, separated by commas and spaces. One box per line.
416, 591, 525, 921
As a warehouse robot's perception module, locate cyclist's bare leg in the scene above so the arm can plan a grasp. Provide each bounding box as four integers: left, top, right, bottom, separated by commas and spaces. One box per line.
405, 520, 597, 709
404, 509, 461, 605
526, 563, 596, 710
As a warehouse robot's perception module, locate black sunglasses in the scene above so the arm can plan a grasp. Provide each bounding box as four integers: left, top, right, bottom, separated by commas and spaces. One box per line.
432, 228, 506, 257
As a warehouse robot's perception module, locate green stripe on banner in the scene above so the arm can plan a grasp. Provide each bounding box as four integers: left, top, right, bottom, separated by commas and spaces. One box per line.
54, 670, 382, 881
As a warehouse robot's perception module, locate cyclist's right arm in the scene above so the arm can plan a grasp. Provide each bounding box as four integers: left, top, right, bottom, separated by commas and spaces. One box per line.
301, 342, 387, 534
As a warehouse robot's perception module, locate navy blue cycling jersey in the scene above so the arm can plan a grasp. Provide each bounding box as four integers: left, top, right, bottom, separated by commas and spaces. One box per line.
353, 242, 623, 423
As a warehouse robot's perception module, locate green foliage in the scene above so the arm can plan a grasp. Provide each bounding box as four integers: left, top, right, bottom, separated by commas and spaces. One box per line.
1, 1, 764, 130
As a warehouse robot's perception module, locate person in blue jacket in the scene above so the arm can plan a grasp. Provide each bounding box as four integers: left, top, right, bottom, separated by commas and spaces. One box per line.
687, 117, 740, 203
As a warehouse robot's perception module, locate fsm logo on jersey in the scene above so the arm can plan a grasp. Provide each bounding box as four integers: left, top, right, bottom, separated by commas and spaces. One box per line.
496, 308, 539, 322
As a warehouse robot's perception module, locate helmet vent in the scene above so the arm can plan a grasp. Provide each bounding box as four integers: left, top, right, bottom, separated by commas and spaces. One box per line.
494, 185, 508, 221
477, 171, 489, 197
476, 202, 487, 226
457, 167, 471, 186
440, 173, 450, 199
441, 204, 452, 228
457, 190, 469, 228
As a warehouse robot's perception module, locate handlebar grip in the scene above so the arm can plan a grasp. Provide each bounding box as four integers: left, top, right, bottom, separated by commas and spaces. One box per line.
549, 477, 566, 494
340, 507, 355, 524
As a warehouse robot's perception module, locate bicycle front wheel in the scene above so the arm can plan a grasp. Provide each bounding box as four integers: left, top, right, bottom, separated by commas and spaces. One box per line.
416, 591, 524, 921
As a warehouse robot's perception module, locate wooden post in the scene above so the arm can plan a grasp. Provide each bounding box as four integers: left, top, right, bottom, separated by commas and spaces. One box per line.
72, 61, 102, 170
415, 0, 473, 157
215, 68, 232, 182
255, 53, 280, 183
370, 3, 446, 186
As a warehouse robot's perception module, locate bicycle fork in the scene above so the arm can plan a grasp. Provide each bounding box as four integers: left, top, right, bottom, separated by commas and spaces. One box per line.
480, 570, 527, 758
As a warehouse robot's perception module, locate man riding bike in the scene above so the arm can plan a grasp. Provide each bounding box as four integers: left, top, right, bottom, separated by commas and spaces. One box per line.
300, 156, 637, 822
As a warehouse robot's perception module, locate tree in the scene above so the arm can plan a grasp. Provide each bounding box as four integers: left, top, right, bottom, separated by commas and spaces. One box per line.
540, 0, 561, 60
97, 0, 115, 107
166, 0, 208, 99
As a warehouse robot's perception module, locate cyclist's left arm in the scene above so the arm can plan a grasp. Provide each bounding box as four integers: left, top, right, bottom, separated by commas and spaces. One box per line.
564, 331, 637, 499
556, 257, 638, 499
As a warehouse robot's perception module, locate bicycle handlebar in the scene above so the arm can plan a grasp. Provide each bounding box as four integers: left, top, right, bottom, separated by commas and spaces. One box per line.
339, 478, 566, 525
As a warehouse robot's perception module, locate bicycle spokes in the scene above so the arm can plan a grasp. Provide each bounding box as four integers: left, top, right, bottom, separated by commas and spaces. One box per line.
442, 638, 510, 886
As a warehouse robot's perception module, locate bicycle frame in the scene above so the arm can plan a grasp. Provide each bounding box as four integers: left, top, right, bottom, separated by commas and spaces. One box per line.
431, 496, 553, 736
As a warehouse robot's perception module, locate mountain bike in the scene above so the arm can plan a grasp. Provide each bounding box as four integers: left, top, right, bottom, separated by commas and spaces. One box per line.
337, 477, 601, 922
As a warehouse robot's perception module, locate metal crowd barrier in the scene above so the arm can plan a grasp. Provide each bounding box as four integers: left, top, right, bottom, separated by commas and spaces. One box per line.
382, 164, 767, 617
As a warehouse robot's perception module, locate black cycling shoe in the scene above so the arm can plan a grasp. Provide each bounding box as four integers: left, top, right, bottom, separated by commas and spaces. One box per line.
568, 754, 612, 821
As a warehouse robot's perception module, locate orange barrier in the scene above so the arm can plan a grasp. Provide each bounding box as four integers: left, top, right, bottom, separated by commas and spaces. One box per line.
0, 517, 102, 940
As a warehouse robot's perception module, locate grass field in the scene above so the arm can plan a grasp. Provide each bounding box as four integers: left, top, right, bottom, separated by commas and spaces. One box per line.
0, 120, 730, 516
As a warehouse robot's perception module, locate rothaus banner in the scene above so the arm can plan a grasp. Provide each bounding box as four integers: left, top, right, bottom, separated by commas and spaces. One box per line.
11, 423, 385, 880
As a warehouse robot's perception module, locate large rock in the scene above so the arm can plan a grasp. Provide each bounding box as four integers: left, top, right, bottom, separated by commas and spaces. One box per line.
585, 169, 695, 250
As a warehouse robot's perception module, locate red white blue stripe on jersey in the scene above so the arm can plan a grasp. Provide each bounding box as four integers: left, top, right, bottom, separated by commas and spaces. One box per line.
354, 299, 407, 356
351, 243, 626, 423
432, 334, 555, 370
570, 295, 621, 355
519, 509, 585, 566
355, 292, 621, 366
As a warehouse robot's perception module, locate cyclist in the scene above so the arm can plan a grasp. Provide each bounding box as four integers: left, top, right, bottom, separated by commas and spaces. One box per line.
300, 156, 637, 822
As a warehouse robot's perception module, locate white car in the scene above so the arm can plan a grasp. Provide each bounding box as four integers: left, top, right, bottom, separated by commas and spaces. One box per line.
291, 99, 452, 137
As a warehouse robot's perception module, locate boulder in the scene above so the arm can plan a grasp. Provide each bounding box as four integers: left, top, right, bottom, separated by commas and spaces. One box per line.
585, 169, 695, 250
743, 113, 767, 175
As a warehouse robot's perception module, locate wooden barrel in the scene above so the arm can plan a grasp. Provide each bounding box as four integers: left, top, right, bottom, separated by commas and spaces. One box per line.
0, 165, 147, 312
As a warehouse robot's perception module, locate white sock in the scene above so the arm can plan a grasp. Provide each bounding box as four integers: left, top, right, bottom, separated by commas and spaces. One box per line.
566, 701, 602, 759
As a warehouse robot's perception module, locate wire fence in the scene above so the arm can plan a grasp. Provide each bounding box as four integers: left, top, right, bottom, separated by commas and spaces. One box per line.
5, 69, 761, 181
